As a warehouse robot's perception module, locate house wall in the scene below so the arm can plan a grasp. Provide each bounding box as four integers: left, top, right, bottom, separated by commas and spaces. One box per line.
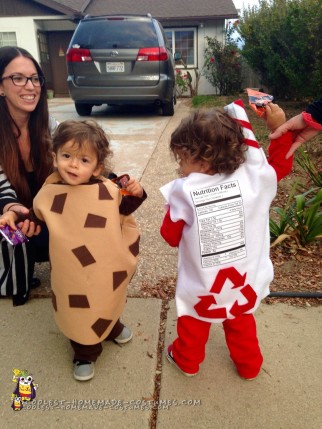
0, 17, 40, 60
197, 20, 225, 95
171, 19, 226, 96
0, 16, 76, 61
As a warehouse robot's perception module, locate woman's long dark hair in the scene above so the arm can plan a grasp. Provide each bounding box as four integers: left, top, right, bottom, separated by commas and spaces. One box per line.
0, 46, 52, 206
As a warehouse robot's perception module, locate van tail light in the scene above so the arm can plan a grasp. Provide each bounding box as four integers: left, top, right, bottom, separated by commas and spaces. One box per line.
136, 47, 168, 61
66, 48, 93, 62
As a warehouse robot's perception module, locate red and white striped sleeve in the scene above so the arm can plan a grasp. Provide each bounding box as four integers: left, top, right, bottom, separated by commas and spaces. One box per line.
224, 99, 259, 148
225, 99, 293, 181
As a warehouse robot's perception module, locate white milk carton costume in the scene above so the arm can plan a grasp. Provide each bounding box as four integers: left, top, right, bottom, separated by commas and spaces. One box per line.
160, 100, 291, 324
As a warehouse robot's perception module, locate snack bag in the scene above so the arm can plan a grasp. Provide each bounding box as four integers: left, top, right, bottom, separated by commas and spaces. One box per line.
246, 88, 274, 117
0, 225, 28, 245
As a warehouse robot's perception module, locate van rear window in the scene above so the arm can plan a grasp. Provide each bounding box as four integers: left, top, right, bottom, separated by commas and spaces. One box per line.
71, 20, 159, 49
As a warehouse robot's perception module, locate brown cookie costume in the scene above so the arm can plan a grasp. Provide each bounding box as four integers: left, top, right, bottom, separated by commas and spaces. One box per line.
33, 172, 143, 345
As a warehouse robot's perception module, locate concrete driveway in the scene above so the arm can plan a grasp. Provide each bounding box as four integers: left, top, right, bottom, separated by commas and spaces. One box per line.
48, 98, 175, 180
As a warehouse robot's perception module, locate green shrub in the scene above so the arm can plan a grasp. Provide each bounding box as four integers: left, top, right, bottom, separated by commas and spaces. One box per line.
238, 0, 322, 99
296, 148, 322, 188
270, 187, 322, 246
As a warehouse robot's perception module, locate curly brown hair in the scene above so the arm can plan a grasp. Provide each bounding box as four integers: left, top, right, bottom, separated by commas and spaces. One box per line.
170, 108, 247, 175
52, 120, 113, 175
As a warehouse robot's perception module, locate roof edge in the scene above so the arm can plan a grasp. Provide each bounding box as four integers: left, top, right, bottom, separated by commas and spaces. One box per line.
161, 14, 238, 20
32, 0, 84, 17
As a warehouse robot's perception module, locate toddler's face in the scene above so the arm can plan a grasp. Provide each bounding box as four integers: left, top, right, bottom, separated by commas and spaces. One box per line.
53, 140, 102, 185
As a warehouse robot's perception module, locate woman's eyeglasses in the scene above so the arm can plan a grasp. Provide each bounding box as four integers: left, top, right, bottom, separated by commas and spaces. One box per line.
1, 75, 45, 87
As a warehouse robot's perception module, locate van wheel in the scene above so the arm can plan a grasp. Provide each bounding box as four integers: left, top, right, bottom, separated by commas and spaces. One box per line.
75, 103, 93, 116
162, 99, 174, 116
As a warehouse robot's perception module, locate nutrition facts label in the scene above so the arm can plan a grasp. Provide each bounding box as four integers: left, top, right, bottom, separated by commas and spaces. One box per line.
191, 180, 246, 267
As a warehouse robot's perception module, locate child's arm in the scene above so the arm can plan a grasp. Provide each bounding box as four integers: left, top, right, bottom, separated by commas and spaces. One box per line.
160, 208, 185, 247
124, 178, 144, 198
267, 134, 293, 181
119, 177, 147, 216
264, 103, 294, 182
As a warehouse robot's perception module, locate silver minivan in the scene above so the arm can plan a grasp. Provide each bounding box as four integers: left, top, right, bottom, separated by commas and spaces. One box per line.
66, 14, 176, 116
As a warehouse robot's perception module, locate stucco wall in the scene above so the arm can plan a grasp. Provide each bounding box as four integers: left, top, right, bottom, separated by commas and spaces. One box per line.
197, 20, 225, 95
0, 17, 40, 60
0, 16, 76, 62
176, 20, 225, 96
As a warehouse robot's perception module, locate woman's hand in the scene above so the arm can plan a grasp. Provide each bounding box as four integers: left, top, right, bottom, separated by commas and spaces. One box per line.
269, 113, 320, 159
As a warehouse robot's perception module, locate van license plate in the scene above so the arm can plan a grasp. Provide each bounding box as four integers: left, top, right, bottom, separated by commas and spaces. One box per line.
106, 62, 124, 72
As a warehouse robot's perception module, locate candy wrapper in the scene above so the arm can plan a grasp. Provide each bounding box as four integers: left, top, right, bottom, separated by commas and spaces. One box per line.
0, 225, 28, 246
246, 88, 274, 117
111, 174, 131, 195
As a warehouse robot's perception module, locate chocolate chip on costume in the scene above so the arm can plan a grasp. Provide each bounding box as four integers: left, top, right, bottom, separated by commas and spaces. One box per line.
129, 237, 140, 257
84, 213, 107, 228
113, 271, 128, 291
91, 318, 113, 338
72, 245, 96, 267
50, 193, 67, 213
69, 295, 90, 308
52, 292, 57, 311
98, 182, 113, 200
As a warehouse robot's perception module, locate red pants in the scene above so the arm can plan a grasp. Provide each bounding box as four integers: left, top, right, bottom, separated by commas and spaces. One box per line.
172, 314, 263, 378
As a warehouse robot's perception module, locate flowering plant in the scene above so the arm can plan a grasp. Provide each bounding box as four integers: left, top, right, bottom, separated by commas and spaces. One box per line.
175, 59, 204, 98
203, 21, 242, 95
175, 69, 189, 96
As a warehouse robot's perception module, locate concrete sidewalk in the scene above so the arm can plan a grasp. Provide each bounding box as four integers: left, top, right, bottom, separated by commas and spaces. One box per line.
1, 99, 321, 428
0, 298, 321, 428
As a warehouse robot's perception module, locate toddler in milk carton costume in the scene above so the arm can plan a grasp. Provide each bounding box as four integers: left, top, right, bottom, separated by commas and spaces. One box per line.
160, 99, 293, 379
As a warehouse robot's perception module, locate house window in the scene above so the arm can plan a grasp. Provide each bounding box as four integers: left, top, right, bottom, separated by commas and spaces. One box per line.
0, 32, 17, 47
38, 32, 49, 64
165, 28, 196, 67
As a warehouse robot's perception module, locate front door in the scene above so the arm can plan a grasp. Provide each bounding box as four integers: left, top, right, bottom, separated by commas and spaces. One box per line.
47, 31, 74, 97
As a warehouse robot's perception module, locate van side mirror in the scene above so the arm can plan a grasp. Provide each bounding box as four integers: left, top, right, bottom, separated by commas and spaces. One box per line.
174, 52, 181, 61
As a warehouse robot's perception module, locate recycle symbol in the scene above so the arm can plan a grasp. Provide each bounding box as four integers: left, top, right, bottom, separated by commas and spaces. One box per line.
194, 267, 257, 319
